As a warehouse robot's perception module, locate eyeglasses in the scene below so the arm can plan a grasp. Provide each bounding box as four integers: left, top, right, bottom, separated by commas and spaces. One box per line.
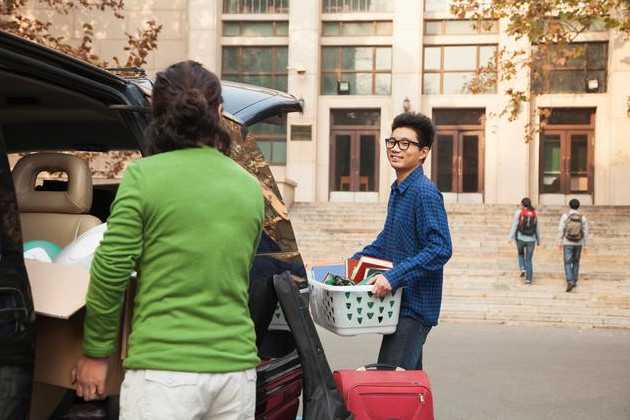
385, 137, 422, 151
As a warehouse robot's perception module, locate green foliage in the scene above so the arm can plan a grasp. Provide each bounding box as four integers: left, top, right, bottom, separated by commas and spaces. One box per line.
0, 0, 162, 68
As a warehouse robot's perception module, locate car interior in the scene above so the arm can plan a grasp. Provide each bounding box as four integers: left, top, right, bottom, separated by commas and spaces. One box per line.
0, 66, 139, 240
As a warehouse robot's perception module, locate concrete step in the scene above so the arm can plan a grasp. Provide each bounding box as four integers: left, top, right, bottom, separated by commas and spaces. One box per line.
290, 203, 630, 329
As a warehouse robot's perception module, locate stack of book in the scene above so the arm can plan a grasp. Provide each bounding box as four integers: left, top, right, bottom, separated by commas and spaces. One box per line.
322, 256, 392, 286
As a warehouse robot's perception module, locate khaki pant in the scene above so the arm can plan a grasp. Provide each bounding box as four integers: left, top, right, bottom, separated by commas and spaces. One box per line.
120, 368, 256, 420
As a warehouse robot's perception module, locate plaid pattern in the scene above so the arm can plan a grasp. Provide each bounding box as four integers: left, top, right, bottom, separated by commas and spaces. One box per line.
352, 166, 452, 326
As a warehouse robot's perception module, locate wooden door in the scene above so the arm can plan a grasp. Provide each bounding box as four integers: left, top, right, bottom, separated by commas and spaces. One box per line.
330, 130, 379, 192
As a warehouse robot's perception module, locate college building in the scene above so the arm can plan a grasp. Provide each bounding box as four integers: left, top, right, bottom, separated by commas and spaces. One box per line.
22, 0, 630, 205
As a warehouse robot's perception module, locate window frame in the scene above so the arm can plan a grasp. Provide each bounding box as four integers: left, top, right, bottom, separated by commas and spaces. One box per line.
533, 42, 608, 94
538, 108, 595, 195
422, 44, 498, 95
321, 46, 393, 95
249, 115, 288, 165
424, 19, 499, 35
221, 46, 289, 92
223, 0, 289, 14
322, 20, 393, 36
431, 108, 486, 194
222, 21, 289, 37
322, 0, 393, 13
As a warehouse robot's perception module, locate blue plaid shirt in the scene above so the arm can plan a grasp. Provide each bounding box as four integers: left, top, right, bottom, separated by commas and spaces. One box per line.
352, 166, 452, 326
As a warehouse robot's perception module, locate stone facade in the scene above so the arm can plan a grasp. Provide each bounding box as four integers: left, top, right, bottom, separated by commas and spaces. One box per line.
22, 1, 630, 206
22, 0, 189, 76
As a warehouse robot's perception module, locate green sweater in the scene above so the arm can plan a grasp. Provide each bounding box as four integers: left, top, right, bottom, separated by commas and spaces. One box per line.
83, 147, 263, 373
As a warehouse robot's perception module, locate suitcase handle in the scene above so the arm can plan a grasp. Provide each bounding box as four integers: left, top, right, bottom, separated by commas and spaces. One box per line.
357, 364, 405, 371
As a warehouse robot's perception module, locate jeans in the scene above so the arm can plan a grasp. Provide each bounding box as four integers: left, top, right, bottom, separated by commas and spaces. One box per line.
378, 316, 432, 370
0, 365, 33, 420
516, 240, 536, 282
563, 245, 582, 284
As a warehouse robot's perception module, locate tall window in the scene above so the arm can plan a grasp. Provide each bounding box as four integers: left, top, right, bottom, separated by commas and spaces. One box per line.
223, 0, 289, 14
250, 115, 287, 165
321, 47, 392, 95
223, 21, 288, 36
323, 0, 392, 13
222, 47, 288, 91
533, 42, 608, 94
423, 45, 497, 94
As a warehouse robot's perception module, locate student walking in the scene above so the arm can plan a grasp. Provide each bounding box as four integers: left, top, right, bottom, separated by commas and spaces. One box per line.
73, 61, 263, 420
508, 198, 541, 284
350, 112, 452, 371
558, 199, 589, 292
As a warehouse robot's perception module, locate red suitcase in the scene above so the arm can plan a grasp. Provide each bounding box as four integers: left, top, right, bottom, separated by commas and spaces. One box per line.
334, 364, 434, 420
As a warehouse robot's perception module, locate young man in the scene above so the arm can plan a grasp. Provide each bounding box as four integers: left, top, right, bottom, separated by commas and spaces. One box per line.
351, 112, 452, 371
558, 199, 589, 292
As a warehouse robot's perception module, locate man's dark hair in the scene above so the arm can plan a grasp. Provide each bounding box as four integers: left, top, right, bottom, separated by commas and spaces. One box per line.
569, 199, 580, 210
391, 112, 435, 149
145, 60, 231, 156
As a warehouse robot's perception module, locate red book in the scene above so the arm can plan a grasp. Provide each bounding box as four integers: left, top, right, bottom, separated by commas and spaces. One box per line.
345, 258, 359, 279
350, 256, 393, 284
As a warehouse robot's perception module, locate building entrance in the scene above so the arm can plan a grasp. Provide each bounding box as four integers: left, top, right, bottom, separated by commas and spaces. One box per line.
329, 109, 380, 202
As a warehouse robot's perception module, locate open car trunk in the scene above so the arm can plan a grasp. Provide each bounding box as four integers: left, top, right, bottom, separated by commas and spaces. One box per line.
0, 30, 306, 420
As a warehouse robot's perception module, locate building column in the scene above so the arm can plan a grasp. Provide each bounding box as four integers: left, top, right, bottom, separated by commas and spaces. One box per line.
187, 0, 220, 73
388, 0, 423, 198
491, 18, 531, 205
603, 37, 630, 205
286, 1, 320, 202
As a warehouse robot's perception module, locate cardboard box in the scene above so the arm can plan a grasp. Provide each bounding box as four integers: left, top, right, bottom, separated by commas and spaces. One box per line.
26, 260, 132, 418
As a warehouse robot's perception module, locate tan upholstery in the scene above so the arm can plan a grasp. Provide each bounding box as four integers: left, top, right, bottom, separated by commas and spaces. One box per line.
12, 153, 93, 214
12, 153, 101, 247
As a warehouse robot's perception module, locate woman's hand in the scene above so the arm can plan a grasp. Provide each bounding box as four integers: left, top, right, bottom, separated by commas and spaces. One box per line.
368, 274, 392, 298
72, 356, 109, 401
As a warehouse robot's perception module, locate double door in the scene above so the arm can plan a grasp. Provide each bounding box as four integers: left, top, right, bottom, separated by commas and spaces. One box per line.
432, 131, 484, 197
330, 130, 379, 193
540, 130, 593, 194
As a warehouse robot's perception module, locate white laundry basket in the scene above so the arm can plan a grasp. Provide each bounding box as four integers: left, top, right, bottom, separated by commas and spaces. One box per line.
309, 278, 402, 336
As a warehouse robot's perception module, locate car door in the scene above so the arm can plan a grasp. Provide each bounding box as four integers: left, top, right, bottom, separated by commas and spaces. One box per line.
221, 85, 305, 351
0, 130, 34, 361
0, 128, 36, 419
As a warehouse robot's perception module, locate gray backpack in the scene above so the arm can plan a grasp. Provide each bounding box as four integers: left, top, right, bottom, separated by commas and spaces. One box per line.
564, 213, 584, 242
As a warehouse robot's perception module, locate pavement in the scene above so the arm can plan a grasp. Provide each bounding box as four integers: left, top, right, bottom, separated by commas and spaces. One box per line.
318, 322, 630, 420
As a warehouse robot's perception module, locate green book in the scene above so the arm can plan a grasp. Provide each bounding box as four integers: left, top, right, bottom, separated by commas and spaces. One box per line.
323, 273, 354, 286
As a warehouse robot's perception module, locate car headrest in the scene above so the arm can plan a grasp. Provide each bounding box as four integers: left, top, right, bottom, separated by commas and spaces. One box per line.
12, 153, 93, 214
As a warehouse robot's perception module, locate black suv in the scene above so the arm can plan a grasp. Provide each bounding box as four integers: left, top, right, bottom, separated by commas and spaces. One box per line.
0, 30, 304, 420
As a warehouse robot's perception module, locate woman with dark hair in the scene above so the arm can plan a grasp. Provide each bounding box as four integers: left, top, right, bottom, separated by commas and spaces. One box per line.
508, 197, 541, 284
73, 61, 263, 419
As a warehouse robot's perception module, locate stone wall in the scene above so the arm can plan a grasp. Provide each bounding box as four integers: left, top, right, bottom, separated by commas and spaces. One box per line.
21, 0, 189, 75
